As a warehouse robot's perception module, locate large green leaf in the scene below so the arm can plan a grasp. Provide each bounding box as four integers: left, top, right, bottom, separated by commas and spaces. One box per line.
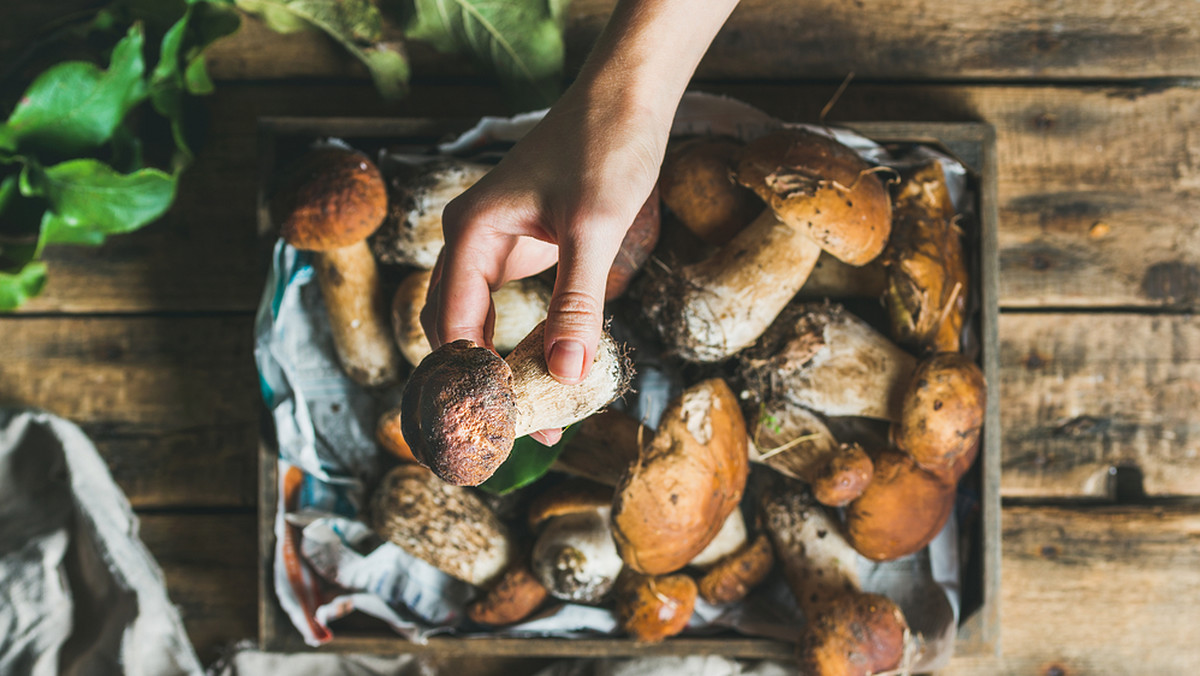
4, 25, 148, 157
235, 0, 409, 99
479, 424, 580, 495
0, 261, 47, 312
406, 0, 568, 108
21, 159, 176, 247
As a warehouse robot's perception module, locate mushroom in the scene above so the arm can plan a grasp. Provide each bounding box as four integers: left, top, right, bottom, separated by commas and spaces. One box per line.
740, 303, 917, 421
659, 137, 762, 246
376, 405, 416, 462
467, 562, 549, 626
641, 129, 891, 362
605, 185, 663, 301
843, 449, 955, 562
611, 378, 749, 575
527, 479, 623, 604
401, 320, 631, 486
883, 161, 968, 354
762, 480, 909, 676
894, 352, 986, 477
696, 532, 774, 605
370, 158, 491, 268
274, 147, 401, 387
749, 398, 873, 507
614, 569, 697, 643
391, 269, 552, 366
687, 508, 748, 568
370, 464, 512, 586
552, 410, 646, 487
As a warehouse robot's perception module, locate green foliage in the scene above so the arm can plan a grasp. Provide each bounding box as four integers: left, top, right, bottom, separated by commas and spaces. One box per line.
235, 0, 410, 99
406, 0, 569, 108
0, 2, 239, 311
480, 424, 580, 495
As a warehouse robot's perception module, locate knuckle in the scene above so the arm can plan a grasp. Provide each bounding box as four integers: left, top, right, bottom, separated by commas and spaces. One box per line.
547, 291, 602, 326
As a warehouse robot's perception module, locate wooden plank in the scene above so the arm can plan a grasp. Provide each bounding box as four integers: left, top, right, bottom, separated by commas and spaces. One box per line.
0, 316, 258, 508
140, 513, 258, 667
18, 82, 1200, 313
999, 313, 1200, 498
199, 1, 1200, 82
941, 502, 1200, 675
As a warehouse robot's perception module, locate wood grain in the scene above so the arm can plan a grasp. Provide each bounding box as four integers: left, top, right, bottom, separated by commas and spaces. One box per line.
198, 1, 1200, 82
0, 316, 259, 508
941, 503, 1200, 675
14, 82, 1198, 313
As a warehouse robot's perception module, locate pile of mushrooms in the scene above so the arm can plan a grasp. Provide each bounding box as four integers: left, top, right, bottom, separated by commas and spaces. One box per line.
274, 127, 987, 673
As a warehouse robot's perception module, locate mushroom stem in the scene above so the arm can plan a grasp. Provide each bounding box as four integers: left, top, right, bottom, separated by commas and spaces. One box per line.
505, 321, 629, 438
314, 241, 400, 387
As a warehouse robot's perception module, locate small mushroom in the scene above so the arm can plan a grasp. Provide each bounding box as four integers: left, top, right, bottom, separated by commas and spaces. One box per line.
798, 592, 909, 676
391, 269, 552, 366
641, 130, 892, 362
894, 352, 986, 477
370, 464, 512, 586
605, 185, 662, 301
740, 303, 917, 421
659, 137, 762, 246
401, 320, 631, 486
370, 158, 491, 268
696, 532, 774, 605
274, 148, 400, 387
614, 569, 697, 643
376, 405, 416, 462
528, 480, 623, 604
844, 449, 955, 562
467, 562, 549, 626
611, 378, 749, 575
883, 161, 968, 354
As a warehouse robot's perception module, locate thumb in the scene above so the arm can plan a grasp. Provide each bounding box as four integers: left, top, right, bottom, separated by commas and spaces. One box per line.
544, 228, 622, 384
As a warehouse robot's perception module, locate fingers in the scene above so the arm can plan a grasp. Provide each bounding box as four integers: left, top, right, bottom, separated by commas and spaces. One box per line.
530, 428, 563, 446
421, 243, 495, 350
544, 222, 625, 384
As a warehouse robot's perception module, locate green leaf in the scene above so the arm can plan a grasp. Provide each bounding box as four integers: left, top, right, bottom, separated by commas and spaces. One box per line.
21, 159, 176, 247
0, 126, 14, 154
184, 2, 241, 94
4, 25, 148, 156
405, 0, 568, 108
0, 261, 48, 312
479, 424, 580, 495
235, 0, 409, 99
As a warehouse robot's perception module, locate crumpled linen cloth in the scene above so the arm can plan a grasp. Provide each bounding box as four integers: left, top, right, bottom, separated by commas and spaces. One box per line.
0, 408, 202, 676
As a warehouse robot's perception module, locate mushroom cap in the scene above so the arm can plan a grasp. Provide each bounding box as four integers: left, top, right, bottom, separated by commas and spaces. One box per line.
844, 449, 955, 561
611, 378, 749, 575
895, 353, 987, 474
274, 148, 387, 251
798, 592, 909, 676
527, 478, 614, 529
615, 570, 698, 643
376, 405, 416, 462
660, 137, 762, 246
370, 464, 512, 586
735, 129, 891, 266
401, 340, 517, 486
697, 532, 774, 605
467, 563, 548, 626
811, 442, 874, 508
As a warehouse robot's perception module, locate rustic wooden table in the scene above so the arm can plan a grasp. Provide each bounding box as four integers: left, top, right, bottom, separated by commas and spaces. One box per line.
3, 2, 1200, 674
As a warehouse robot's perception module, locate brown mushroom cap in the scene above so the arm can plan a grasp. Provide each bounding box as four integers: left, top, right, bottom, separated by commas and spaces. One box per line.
895, 353, 986, 474
844, 449, 955, 561
605, 185, 663, 301
697, 532, 774, 605
735, 129, 891, 266
614, 570, 698, 643
274, 148, 387, 252
811, 442, 874, 508
376, 405, 416, 463
798, 592, 909, 676
400, 340, 517, 486
611, 378, 749, 575
467, 563, 549, 626
527, 478, 614, 529
660, 137, 762, 246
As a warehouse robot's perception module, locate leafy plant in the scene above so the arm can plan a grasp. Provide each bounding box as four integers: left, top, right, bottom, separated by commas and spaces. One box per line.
0, 0, 241, 311
480, 424, 580, 495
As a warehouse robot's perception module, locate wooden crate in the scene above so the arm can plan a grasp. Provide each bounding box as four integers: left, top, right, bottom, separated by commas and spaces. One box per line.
255, 117, 1001, 660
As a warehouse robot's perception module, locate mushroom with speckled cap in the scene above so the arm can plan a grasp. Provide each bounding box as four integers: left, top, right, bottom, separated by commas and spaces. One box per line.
273, 147, 400, 386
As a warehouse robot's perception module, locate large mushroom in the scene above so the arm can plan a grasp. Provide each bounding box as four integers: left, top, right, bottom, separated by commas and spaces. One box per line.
274, 147, 401, 387
893, 352, 986, 478
843, 448, 956, 562
527, 479, 624, 604
611, 378, 749, 575
659, 137, 762, 246
401, 320, 631, 486
642, 129, 891, 362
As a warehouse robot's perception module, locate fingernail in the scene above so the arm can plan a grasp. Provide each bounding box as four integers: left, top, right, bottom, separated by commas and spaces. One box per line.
548, 340, 586, 383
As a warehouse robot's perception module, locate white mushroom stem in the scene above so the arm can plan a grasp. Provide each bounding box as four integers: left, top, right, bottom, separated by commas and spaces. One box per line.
505, 321, 629, 437
657, 209, 823, 362
392, 270, 551, 366
749, 398, 840, 481
761, 483, 861, 615
743, 304, 917, 421
374, 159, 491, 268
313, 241, 400, 387
688, 508, 748, 569
531, 507, 624, 603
